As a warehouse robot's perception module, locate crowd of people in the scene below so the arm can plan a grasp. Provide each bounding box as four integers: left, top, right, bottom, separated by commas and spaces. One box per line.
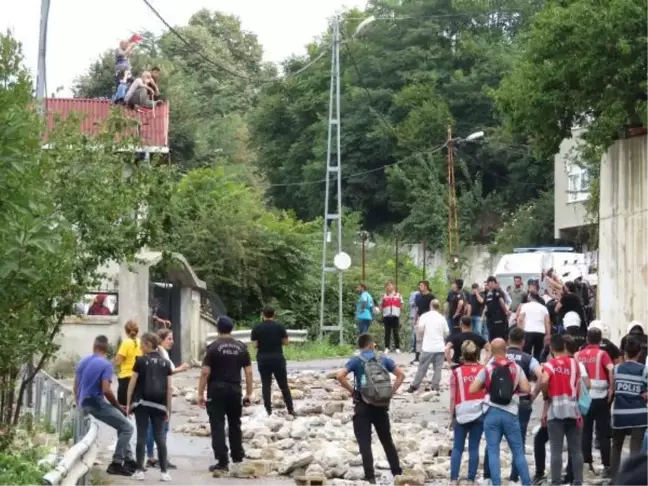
354, 275, 647, 485
72, 274, 646, 485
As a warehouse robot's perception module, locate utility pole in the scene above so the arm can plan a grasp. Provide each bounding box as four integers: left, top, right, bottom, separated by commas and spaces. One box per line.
421, 239, 427, 281
27, 0, 51, 410
36, 0, 51, 108
447, 124, 459, 263
394, 232, 400, 292
318, 17, 344, 344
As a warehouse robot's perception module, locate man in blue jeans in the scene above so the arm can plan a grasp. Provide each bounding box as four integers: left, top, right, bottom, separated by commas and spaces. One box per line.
470, 338, 532, 486
483, 327, 542, 483
75, 335, 136, 476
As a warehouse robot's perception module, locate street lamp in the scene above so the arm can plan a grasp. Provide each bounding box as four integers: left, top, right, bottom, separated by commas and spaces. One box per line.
464, 130, 485, 142
353, 15, 376, 38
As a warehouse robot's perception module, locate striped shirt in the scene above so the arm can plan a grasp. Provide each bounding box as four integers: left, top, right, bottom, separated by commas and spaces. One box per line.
612, 361, 648, 429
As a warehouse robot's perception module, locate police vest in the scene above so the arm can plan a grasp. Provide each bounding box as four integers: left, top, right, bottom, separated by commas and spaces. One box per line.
612, 361, 648, 430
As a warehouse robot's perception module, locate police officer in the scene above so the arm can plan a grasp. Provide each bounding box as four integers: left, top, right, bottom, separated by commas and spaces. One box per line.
484, 326, 543, 483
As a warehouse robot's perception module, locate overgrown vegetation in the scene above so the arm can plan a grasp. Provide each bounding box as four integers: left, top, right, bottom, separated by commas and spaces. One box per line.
0, 33, 172, 445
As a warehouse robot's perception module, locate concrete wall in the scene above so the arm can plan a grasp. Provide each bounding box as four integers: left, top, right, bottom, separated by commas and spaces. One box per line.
56, 315, 121, 362
598, 135, 648, 343
407, 244, 502, 286
554, 128, 590, 239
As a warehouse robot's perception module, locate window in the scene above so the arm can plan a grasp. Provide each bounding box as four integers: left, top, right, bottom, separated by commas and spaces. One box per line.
567, 164, 590, 203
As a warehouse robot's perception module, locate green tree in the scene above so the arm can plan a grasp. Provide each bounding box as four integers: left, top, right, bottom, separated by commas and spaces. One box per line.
249, 0, 552, 247
0, 33, 172, 438
495, 0, 647, 158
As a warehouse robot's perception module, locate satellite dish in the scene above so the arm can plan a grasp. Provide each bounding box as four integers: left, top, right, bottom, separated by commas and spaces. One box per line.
333, 252, 352, 271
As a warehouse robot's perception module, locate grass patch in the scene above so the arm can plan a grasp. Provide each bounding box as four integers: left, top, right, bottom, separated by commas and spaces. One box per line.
247, 341, 355, 361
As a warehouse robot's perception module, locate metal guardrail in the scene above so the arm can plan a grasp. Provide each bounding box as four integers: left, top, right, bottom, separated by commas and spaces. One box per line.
22, 370, 98, 486
206, 329, 308, 346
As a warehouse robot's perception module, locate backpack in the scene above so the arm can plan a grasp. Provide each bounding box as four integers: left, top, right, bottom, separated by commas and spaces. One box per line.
141, 354, 170, 404
578, 373, 591, 416
358, 354, 393, 406
489, 361, 516, 405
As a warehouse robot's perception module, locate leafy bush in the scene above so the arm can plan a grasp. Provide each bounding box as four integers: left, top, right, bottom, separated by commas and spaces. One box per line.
0, 451, 46, 485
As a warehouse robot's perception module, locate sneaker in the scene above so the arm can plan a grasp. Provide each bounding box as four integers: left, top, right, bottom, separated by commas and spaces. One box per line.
395, 349, 401, 353
532, 474, 546, 485
106, 462, 134, 477
160, 472, 172, 482
406, 386, 417, 393
209, 463, 228, 472
133, 470, 145, 481
146, 459, 158, 469
124, 459, 139, 472
385, 348, 390, 353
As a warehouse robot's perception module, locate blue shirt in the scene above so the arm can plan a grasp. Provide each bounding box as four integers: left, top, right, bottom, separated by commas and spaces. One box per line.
356, 291, 373, 321
408, 291, 420, 320
76, 354, 113, 406
345, 350, 396, 390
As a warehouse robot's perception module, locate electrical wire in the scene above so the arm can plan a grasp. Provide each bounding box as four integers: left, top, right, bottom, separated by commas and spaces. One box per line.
140, 0, 329, 85
141, 0, 250, 79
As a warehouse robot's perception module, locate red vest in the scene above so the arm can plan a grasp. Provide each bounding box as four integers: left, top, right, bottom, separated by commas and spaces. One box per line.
576, 345, 611, 399
452, 364, 486, 424
544, 355, 580, 419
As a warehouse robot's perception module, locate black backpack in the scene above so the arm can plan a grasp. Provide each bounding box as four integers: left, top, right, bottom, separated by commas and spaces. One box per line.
141, 354, 170, 404
489, 362, 515, 405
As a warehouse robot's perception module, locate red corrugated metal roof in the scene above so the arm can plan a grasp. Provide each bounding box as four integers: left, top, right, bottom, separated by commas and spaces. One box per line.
44, 98, 169, 149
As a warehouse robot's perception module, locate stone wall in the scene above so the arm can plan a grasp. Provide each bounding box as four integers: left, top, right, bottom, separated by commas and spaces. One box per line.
407, 243, 501, 286
598, 134, 648, 342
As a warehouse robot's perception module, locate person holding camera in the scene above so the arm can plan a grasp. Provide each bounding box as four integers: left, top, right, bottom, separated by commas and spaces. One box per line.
197, 317, 253, 474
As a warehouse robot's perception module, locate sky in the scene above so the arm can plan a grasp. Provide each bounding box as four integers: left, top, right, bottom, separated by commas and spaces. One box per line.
2, 0, 365, 96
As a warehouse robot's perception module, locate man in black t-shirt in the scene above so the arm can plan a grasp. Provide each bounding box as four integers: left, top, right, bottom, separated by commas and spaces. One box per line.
250, 306, 295, 416
198, 317, 252, 473
620, 322, 648, 364
447, 279, 465, 336
412, 280, 435, 364
445, 316, 489, 365
556, 281, 587, 332
484, 276, 509, 341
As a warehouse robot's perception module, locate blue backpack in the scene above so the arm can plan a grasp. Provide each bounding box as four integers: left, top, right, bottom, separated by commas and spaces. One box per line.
578, 368, 591, 416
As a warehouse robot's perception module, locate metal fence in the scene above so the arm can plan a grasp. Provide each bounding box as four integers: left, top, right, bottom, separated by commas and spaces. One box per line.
206, 329, 308, 347
22, 370, 99, 486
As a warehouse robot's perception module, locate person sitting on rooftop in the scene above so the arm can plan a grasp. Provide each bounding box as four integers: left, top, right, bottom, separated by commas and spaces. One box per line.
148, 67, 163, 102
124, 72, 160, 110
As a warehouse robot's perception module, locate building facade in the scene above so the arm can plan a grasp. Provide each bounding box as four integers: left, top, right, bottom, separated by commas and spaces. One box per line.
554, 128, 594, 243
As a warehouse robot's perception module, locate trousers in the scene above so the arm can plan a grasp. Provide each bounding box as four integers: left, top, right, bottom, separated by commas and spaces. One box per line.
134, 406, 167, 473
258, 357, 294, 415
410, 352, 444, 390
523, 332, 545, 362
353, 400, 402, 481
383, 316, 400, 350
82, 397, 133, 464
450, 418, 483, 481
582, 398, 611, 467
207, 392, 244, 466
483, 407, 531, 485
610, 427, 647, 477
547, 419, 583, 486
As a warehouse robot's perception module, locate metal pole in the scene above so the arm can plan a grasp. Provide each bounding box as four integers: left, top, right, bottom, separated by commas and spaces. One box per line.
394, 233, 399, 292
319, 18, 344, 343
36, 0, 51, 106
361, 232, 367, 282
334, 18, 344, 345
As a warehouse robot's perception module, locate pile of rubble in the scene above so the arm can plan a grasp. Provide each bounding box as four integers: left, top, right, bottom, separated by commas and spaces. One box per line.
174, 368, 528, 485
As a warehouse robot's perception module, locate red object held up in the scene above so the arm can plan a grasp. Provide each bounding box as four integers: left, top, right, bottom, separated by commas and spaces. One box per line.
130, 34, 143, 43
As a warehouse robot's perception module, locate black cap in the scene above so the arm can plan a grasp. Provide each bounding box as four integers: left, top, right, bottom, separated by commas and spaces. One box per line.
216, 316, 234, 334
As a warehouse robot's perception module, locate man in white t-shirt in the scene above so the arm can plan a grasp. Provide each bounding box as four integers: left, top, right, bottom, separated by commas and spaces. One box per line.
518, 292, 551, 361
407, 300, 448, 392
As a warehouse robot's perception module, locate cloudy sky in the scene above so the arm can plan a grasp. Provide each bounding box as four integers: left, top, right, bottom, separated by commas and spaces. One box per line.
2, 0, 365, 96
